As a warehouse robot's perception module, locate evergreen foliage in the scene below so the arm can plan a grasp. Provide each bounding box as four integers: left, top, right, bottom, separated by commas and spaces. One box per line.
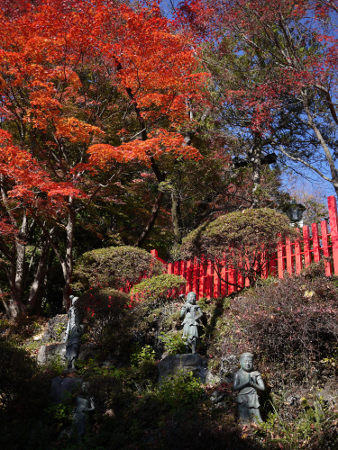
131, 274, 187, 305
73, 246, 164, 292
180, 208, 296, 285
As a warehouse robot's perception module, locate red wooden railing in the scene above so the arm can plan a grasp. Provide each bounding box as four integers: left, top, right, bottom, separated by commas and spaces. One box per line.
150, 196, 338, 300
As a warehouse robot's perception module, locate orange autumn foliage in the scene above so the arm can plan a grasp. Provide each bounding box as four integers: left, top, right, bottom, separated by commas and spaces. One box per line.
89, 129, 202, 167
0, 0, 207, 187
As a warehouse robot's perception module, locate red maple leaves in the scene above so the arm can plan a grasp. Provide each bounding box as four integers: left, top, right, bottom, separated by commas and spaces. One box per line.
0, 0, 208, 232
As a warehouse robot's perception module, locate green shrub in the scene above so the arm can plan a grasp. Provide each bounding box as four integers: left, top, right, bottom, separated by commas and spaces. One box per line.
256, 393, 337, 449
157, 371, 204, 409
131, 274, 186, 305
73, 245, 164, 291
180, 208, 296, 286
159, 331, 186, 355
45, 402, 73, 432
131, 345, 156, 367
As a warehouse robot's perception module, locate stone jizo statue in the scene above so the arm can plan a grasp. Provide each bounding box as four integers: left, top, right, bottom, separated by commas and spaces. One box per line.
72, 382, 95, 440
180, 291, 203, 354
233, 352, 265, 424
65, 295, 83, 369
65, 295, 80, 341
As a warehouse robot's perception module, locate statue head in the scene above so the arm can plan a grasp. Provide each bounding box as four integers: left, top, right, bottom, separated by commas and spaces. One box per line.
239, 352, 254, 372
81, 381, 90, 394
186, 291, 196, 305
70, 295, 78, 306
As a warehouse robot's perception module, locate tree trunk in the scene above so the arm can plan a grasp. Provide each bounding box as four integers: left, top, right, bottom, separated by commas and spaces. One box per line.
8, 215, 27, 319
171, 190, 183, 244
136, 192, 163, 246
248, 143, 262, 208
27, 241, 50, 314
62, 205, 75, 310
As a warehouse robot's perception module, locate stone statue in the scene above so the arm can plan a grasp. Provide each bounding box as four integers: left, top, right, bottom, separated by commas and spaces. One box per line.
65, 295, 83, 369
72, 382, 95, 440
65, 295, 80, 341
180, 291, 203, 354
233, 352, 265, 424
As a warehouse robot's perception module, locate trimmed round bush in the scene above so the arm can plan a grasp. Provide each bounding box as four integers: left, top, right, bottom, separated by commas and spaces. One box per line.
180, 208, 295, 286
131, 274, 187, 305
72, 245, 164, 291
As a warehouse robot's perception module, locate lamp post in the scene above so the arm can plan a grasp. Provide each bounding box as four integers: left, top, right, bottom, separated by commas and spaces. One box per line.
286, 203, 306, 227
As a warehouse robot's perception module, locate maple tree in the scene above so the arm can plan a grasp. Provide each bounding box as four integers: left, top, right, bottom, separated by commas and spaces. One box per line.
0, 0, 207, 318
177, 0, 338, 196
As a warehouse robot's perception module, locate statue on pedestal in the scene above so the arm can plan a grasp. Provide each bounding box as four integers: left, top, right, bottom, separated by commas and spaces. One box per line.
233, 352, 265, 424
180, 292, 203, 354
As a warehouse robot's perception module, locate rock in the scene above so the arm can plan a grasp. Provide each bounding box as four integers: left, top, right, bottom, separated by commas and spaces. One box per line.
50, 376, 83, 403
219, 354, 239, 383
104, 409, 115, 417
205, 370, 221, 386
32, 332, 44, 341
319, 383, 337, 408
37, 343, 66, 365
285, 394, 300, 406
42, 314, 68, 343
210, 390, 225, 403
158, 353, 208, 383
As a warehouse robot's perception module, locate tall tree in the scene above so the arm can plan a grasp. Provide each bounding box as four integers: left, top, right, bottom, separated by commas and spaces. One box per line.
0, 0, 207, 317
177, 0, 338, 195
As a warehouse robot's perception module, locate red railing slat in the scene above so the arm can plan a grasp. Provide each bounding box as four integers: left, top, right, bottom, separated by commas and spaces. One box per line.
303, 225, 311, 268
295, 237, 302, 275
312, 223, 321, 263
321, 220, 332, 276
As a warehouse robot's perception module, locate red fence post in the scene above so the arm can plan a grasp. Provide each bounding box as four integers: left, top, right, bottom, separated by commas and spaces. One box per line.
277, 240, 284, 279
168, 262, 174, 274
285, 237, 293, 275
205, 259, 213, 299
269, 252, 277, 277
295, 237, 302, 275
328, 196, 338, 276
303, 226, 311, 268
311, 223, 321, 263
179, 260, 186, 294
227, 251, 236, 294
192, 257, 199, 298
173, 260, 180, 275
321, 220, 332, 276
198, 255, 206, 300
237, 257, 244, 289
221, 254, 227, 296
213, 261, 221, 298
261, 249, 268, 279
185, 260, 193, 294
